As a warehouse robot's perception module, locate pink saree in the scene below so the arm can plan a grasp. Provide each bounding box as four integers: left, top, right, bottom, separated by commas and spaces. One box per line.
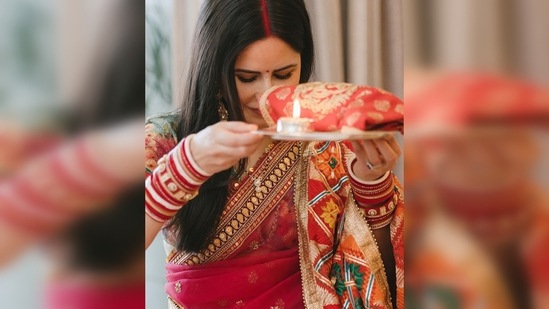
165, 248, 302, 308
164, 141, 305, 308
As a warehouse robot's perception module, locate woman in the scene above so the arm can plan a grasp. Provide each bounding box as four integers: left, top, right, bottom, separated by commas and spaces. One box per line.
145, 0, 403, 308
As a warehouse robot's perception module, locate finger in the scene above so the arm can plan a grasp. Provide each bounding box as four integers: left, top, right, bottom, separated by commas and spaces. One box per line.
216, 121, 258, 133
215, 131, 263, 147
350, 140, 373, 169
373, 140, 397, 165
362, 140, 383, 165
382, 135, 402, 156
350, 140, 367, 160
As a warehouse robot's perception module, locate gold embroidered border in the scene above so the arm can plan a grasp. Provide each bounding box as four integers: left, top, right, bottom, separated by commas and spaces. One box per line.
294, 142, 323, 308
167, 296, 184, 309
169, 142, 301, 265
345, 192, 392, 308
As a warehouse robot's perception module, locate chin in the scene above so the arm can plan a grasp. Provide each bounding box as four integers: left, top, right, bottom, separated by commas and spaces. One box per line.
251, 119, 268, 129
257, 123, 269, 129
244, 112, 268, 128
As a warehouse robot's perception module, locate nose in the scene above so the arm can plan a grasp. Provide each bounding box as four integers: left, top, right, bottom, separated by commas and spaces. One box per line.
257, 77, 273, 99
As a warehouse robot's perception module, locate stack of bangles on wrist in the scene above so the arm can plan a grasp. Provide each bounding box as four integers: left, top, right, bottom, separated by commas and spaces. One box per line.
145, 135, 211, 223
349, 159, 396, 229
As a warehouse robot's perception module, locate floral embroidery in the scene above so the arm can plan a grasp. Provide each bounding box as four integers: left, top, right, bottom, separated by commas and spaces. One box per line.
145, 122, 177, 175
260, 82, 404, 133
374, 100, 391, 112
275, 87, 291, 100
270, 298, 285, 308
320, 199, 339, 229
248, 271, 258, 284
345, 112, 362, 127
293, 82, 359, 115
367, 112, 384, 121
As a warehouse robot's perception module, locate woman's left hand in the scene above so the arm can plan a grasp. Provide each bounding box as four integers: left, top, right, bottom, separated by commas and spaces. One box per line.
350, 135, 402, 181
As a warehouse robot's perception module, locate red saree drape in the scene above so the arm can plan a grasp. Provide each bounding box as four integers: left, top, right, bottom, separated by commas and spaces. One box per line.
163, 141, 305, 309
165, 248, 303, 308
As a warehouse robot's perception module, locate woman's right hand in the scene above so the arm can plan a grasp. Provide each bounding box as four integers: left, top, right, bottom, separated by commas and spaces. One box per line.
189, 121, 263, 175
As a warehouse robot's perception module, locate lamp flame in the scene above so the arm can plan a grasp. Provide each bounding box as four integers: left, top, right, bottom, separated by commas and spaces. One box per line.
293, 99, 301, 118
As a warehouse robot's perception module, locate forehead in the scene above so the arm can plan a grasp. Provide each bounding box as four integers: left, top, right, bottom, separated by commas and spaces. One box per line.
235, 36, 300, 70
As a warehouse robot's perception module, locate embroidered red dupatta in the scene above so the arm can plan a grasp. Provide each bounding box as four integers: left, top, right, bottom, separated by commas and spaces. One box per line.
260, 82, 405, 309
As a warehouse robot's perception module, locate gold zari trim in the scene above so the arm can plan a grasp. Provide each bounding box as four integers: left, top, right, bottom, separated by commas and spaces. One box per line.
167, 296, 184, 309
169, 142, 301, 265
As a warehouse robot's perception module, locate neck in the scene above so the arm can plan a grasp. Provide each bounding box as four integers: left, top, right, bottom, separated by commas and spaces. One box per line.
247, 136, 274, 169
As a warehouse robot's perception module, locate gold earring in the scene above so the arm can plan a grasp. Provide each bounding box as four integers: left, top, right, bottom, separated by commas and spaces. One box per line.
217, 90, 228, 121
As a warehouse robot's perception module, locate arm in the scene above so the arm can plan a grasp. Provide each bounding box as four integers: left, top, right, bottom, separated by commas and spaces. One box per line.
144, 134, 210, 249
145, 214, 165, 250
144, 121, 263, 249
347, 137, 402, 309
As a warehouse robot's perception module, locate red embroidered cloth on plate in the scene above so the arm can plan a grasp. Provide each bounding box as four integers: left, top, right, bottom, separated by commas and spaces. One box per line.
259, 82, 404, 133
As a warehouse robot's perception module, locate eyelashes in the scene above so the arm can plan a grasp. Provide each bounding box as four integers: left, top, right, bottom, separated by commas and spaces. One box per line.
236, 72, 294, 83
236, 76, 257, 83
275, 72, 293, 80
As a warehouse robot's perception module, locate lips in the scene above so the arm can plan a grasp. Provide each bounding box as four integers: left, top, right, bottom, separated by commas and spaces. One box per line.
248, 107, 262, 116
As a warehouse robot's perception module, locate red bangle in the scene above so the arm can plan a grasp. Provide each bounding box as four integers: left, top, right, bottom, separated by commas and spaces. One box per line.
157, 158, 200, 202
368, 212, 394, 229
180, 136, 210, 181
348, 158, 394, 206
145, 137, 209, 223
165, 154, 200, 192
145, 192, 176, 222
150, 169, 182, 206
355, 197, 397, 230
356, 205, 394, 229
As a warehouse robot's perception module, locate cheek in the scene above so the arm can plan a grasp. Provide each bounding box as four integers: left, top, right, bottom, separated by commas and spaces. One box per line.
236, 82, 255, 105
289, 72, 301, 85
288, 68, 301, 86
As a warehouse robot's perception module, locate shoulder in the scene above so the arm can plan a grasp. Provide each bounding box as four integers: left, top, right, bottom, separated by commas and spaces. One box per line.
145, 111, 180, 175
145, 111, 181, 136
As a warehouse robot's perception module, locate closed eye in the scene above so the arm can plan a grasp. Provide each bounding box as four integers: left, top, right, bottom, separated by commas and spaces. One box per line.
236, 75, 258, 83
275, 72, 293, 80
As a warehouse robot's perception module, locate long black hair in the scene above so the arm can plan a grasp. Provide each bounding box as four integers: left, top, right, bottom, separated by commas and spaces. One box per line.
171, 0, 314, 252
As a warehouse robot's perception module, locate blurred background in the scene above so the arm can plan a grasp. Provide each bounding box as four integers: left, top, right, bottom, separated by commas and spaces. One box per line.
0, 0, 62, 307
404, 0, 549, 308
0, 0, 144, 308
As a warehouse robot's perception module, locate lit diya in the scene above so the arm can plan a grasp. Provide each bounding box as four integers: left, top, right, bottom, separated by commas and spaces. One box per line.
276, 99, 313, 133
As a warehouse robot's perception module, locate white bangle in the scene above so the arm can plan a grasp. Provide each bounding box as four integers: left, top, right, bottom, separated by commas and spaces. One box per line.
347, 158, 390, 185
